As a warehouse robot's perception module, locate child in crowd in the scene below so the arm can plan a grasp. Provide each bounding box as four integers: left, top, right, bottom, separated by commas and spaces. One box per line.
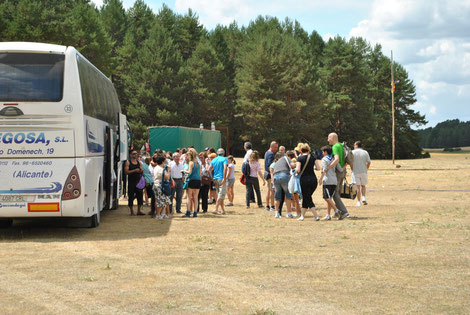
318, 145, 342, 220
286, 150, 300, 218
226, 155, 236, 206
246, 151, 265, 208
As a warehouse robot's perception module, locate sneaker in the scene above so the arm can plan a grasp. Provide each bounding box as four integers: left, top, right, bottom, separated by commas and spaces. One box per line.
292, 213, 298, 218
356, 201, 362, 207
193, 212, 197, 218
182, 211, 191, 218
163, 214, 170, 219
286, 212, 294, 218
265, 206, 270, 211
339, 211, 350, 220
314, 217, 320, 221
270, 206, 275, 211
362, 200, 368, 205
226, 202, 234, 206
275, 212, 281, 218
322, 214, 331, 221
334, 209, 341, 218
297, 216, 304, 221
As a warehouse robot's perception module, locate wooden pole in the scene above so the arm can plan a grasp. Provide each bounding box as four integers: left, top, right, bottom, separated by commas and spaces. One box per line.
391, 50, 395, 165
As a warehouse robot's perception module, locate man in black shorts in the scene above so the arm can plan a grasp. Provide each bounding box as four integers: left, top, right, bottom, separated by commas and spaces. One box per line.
318, 145, 342, 220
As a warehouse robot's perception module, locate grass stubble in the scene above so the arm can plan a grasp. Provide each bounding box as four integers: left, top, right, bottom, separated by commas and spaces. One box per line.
0, 152, 469, 314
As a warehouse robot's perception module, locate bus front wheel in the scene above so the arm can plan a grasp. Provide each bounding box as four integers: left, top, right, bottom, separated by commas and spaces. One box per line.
89, 189, 101, 228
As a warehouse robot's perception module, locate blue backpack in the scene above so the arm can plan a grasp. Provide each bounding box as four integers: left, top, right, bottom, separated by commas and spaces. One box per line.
161, 168, 171, 196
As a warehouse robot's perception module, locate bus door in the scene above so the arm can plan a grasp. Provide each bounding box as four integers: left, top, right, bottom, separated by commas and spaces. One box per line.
116, 113, 128, 200
103, 126, 112, 209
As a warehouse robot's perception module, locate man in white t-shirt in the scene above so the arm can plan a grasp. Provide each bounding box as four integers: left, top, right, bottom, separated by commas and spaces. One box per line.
243, 142, 253, 162
169, 153, 184, 213
352, 141, 371, 206
243, 142, 255, 202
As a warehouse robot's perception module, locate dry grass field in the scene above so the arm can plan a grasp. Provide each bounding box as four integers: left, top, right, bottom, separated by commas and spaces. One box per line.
1, 152, 469, 314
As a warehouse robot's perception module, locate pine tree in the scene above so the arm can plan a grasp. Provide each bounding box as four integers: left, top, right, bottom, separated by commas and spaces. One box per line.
236, 18, 323, 149
0, 0, 113, 75
125, 21, 184, 148
100, 0, 128, 57
184, 38, 228, 126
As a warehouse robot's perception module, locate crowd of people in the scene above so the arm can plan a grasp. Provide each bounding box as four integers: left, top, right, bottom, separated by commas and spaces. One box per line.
122, 132, 371, 221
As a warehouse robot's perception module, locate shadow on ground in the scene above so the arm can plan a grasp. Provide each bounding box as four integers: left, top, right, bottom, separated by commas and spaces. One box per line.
0, 205, 173, 242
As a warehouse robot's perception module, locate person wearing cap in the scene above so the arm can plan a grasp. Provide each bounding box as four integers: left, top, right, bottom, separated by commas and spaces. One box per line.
209, 148, 229, 214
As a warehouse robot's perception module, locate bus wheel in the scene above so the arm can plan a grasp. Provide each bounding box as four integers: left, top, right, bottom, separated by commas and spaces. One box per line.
89, 192, 101, 228
89, 212, 100, 228
0, 219, 13, 228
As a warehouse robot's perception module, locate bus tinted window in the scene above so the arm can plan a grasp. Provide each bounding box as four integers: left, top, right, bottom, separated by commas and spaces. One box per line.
77, 55, 118, 125
0, 53, 64, 102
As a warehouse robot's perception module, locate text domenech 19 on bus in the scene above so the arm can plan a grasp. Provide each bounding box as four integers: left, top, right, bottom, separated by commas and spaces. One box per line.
0, 42, 129, 228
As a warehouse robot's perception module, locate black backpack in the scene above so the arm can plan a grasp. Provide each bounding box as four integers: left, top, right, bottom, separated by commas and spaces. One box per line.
242, 161, 251, 176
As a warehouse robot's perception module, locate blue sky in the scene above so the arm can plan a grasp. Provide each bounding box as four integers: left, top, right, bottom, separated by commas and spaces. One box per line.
92, 0, 470, 128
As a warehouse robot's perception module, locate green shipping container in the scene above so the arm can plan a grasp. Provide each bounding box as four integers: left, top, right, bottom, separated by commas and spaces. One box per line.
148, 126, 221, 154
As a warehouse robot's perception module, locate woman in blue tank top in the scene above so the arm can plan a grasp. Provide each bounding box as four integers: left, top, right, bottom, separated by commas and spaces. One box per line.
182, 148, 202, 217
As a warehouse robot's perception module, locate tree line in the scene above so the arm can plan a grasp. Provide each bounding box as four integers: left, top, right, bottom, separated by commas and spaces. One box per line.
419, 119, 470, 148
0, 0, 427, 158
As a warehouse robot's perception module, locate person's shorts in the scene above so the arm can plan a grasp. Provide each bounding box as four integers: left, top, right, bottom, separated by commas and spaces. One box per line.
266, 178, 272, 189
352, 173, 368, 185
322, 185, 336, 199
213, 178, 227, 200
227, 178, 235, 187
188, 180, 201, 189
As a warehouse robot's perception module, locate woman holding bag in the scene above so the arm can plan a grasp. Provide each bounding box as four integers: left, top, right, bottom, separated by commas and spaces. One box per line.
124, 150, 145, 216
295, 143, 321, 221
246, 151, 266, 209
153, 156, 171, 219
198, 151, 211, 213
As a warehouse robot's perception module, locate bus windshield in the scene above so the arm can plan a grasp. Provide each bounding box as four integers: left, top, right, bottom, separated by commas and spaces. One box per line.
0, 53, 64, 102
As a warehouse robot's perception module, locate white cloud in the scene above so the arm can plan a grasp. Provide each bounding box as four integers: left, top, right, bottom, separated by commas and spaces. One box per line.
350, 0, 470, 126
174, 0, 371, 30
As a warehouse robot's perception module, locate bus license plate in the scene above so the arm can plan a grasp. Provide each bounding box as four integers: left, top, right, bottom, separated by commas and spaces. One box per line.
0, 195, 26, 202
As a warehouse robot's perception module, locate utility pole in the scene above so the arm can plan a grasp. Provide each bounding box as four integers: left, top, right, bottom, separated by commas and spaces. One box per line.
391, 50, 396, 165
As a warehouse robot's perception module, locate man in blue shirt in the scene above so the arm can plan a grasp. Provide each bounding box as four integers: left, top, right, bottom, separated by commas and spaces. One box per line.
210, 148, 229, 214
264, 141, 278, 211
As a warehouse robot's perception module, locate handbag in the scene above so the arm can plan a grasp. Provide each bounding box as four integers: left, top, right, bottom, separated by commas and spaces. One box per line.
161, 168, 172, 196
239, 174, 246, 185
136, 175, 146, 189
340, 178, 357, 199
201, 175, 212, 185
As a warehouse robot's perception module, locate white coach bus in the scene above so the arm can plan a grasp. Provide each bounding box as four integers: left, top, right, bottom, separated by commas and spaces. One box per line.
0, 42, 128, 228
